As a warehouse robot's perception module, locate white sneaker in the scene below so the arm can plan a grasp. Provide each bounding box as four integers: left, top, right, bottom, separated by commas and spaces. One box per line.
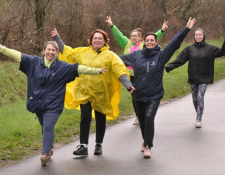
195, 120, 202, 128
133, 117, 139, 125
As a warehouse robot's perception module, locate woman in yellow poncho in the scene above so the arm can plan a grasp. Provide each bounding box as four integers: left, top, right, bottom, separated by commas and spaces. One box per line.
51, 28, 135, 157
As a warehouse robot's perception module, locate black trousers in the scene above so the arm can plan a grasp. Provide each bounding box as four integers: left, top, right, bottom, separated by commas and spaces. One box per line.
134, 100, 160, 148
80, 102, 106, 144
130, 76, 138, 116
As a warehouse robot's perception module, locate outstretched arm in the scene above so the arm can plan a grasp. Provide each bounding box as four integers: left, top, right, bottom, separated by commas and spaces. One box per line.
165, 47, 189, 73
78, 65, 107, 75
0, 45, 21, 62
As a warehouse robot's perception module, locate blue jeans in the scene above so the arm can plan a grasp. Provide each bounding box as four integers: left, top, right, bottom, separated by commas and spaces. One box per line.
36, 111, 61, 156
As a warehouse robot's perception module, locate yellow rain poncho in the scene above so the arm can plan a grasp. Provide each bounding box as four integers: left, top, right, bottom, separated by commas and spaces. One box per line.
59, 45, 129, 120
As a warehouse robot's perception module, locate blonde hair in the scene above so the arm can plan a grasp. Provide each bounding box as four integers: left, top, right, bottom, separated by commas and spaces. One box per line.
130, 28, 142, 38
43, 41, 59, 53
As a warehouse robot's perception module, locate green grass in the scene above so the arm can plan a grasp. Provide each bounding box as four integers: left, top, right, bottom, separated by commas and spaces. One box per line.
0, 38, 225, 167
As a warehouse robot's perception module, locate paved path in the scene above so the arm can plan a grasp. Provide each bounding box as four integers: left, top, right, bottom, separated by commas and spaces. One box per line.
1, 79, 225, 175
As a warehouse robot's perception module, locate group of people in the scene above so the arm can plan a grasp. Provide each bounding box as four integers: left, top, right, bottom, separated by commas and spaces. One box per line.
1, 14, 225, 165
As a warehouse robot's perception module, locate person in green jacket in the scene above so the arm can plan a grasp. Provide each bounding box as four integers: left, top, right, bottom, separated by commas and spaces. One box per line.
106, 16, 168, 125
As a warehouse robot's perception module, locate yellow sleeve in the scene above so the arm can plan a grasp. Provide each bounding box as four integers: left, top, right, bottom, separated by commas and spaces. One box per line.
59, 45, 84, 64
0, 46, 22, 62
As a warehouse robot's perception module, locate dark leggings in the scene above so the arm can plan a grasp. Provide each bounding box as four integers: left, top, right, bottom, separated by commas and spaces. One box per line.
134, 100, 160, 148
190, 84, 207, 121
36, 111, 60, 156
80, 102, 106, 144
130, 76, 138, 116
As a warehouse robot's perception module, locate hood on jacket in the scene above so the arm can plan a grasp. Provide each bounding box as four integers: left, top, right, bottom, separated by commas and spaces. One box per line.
142, 44, 161, 58
194, 28, 206, 47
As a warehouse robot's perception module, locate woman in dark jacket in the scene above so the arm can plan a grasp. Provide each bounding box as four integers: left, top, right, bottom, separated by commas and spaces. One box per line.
120, 17, 196, 158
165, 28, 225, 128
0, 41, 106, 165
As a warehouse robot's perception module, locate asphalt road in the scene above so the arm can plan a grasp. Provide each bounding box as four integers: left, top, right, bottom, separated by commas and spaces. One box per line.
1, 79, 225, 175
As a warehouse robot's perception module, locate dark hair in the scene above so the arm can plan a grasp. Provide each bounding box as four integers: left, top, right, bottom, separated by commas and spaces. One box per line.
144, 32, 158, 41
130, 28, 142, 38
88, 29, 110, 46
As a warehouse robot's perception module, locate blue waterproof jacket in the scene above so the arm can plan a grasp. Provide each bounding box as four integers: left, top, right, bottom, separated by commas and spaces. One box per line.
19, 54, 79, 113
120, 27, 190, 102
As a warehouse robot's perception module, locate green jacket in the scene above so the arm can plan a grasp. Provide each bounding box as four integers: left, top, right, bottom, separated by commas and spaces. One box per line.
111, 25, 164, 75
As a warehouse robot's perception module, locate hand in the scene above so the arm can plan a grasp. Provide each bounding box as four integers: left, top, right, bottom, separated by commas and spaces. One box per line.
186, 17, 196, 29
99, 67, 107, 74
162, 20, 169, 32
50, 28, 58, 37
127, 86, 136, 94
105, 16, 113, 27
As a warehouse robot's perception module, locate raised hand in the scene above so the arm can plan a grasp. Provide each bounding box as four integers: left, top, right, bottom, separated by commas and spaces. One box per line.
162, 20, 169, 31
50, 28, 58, 37
99, 67, 107, 74
186, 17, 196, 29
105, 16, 113, 27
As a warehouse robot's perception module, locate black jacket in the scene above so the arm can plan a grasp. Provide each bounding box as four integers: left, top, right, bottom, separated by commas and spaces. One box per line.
165, 40, 225, 84
120, 27, 190, 102
19, 54, 79, 113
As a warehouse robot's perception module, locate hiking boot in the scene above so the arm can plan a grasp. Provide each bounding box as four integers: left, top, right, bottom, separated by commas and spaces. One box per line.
94, 143, 102, 155
40, 154, 48, 165
195, 120, 202, 128
133, 117, 139, 125
141, 142, 145, 152
144, 146, 151, 158
73, 145, 88, 156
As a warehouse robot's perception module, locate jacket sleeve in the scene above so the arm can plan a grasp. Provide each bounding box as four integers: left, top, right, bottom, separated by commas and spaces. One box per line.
161, 27, 190, 65
0, 46, 22, 62
119, 52, 134, 67
211, 39, 225, 58
165, 47, 189, 73
155, 29, 164, 40
53, 34, 64, 53
111, 25, 129, 51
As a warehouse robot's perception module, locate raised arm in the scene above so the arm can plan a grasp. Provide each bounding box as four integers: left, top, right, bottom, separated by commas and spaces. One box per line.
161, 17, 196, 64
155, 20, 169, 40
51, 28, 65, 53
106, 16, 129, 51
0, 45, 21, 62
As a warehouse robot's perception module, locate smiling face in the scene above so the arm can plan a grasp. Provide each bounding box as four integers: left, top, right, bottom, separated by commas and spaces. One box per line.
145, 35, 158, 49
130, 31, 141, 44
195, 30, 204, 43
92, 32, 106, 50
43, 44, 57, 60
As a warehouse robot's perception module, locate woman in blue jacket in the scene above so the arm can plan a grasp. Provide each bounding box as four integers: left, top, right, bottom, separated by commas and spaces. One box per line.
120, 17, 196, 158
0, 41, 106, 165
165, 28, 225, 128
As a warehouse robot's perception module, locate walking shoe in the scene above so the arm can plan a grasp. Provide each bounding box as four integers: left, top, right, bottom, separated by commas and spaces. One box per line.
94, 143, 102, 155
195, 120, 202, 128
141, 142, 145, 152
144, 146, 151, 158
73, 145, 88, 156
47, 148, 53, 160
133, 117, 139, 125
40, 154, 48, 165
